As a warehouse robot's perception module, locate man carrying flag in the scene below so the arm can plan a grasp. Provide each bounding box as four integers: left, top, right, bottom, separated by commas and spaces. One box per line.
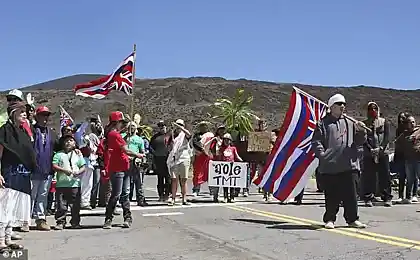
312, 94, 367, 229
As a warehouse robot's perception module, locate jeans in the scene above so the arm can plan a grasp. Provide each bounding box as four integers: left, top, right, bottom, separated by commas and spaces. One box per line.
98, 179, 111, 207
90, 167, 101, 207
55, 187, 81, 226
31, 175, 52, 220
405, 161, 420, 200
128, 161, 145, 202
105, 172, 131, 221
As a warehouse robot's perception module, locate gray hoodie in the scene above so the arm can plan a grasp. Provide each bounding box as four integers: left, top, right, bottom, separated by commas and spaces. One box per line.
311, 114, 367, 174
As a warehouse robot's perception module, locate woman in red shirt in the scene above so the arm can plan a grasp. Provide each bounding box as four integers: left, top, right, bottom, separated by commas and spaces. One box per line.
102, 111, 144, 229
215, 133, 243, 203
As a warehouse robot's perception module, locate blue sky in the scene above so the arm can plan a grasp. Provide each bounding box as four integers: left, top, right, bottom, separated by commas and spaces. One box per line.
1, 1, 419, 90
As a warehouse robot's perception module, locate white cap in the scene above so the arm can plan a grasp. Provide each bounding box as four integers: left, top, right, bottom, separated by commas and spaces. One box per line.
127, 121, 138, 128
6, 89, 23, 101
327, 94, 346, 107
222, 133, 232, 140
175, 119, 185, 126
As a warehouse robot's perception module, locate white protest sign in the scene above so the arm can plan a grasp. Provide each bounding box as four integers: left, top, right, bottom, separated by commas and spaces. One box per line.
208, 160, 248, 188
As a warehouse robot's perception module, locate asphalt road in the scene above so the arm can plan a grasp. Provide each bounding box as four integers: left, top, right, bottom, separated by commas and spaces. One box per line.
14, 177, 420, 260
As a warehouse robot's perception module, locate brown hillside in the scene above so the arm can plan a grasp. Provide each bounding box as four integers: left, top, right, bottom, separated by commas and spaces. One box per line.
2, 75, 419, 139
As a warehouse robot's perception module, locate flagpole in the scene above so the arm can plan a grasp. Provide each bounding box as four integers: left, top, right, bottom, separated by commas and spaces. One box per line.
130, 44, 137, 122
293, 86, 371, 132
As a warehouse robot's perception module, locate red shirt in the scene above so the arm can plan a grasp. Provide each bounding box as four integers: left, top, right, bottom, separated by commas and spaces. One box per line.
216, 145, 239, 162
107, 130, 130, 173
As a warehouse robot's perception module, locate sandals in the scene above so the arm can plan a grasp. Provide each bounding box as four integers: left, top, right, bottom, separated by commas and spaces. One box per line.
0, 243, 24, 253
7, 243, 24, 250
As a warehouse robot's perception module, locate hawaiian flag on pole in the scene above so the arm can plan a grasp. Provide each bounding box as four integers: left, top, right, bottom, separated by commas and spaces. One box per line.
74, 52, 135, 99
59, 105, 73, 128
253, 87, 328, 202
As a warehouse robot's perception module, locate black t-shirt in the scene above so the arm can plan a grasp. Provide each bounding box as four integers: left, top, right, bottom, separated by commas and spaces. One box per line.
150, 133, 169, 157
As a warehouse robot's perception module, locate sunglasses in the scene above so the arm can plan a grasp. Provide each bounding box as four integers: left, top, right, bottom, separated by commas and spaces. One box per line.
335, 102, 346, 106
7, 97, 20, 102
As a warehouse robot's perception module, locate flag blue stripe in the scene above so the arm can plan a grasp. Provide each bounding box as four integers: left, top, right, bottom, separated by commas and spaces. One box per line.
262, 94, 308, 191
273, 152, 307, 197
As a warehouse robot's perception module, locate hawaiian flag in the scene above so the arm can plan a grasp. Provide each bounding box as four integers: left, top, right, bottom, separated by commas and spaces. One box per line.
74, 52, 135, 99
253, 87, 328, 202
59, 105, 73, 128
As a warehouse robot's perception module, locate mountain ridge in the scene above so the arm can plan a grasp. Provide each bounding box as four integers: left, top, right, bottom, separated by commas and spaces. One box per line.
1, 74, 418, 139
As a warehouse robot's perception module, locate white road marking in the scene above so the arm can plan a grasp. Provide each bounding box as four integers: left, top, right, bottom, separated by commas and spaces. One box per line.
79, 201, 254, 215
142, 212, 184, 217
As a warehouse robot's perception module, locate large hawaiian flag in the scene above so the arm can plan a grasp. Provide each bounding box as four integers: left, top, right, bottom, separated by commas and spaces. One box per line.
253, 87, 328, 202
74, 52, 135, 99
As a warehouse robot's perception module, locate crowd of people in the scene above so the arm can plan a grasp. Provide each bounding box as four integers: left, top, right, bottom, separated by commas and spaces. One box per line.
0, 89, 274, 253
312, 93, 420, 229
0, 88, 419, 252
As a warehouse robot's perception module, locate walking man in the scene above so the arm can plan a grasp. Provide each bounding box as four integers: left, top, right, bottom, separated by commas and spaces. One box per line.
311, 94, 367, 229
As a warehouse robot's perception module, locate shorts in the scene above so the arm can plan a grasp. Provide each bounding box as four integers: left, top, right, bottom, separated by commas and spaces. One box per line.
169, 162, 190, 179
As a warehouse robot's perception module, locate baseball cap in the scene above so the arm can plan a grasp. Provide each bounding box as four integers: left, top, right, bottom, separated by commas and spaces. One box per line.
109, 111, 125, 122
6, 89, 24, 101
35, 106, 52, 115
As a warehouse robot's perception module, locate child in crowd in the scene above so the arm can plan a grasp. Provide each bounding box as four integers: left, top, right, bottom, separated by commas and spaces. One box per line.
215, 133, 243, 203
52, 135, 86, 230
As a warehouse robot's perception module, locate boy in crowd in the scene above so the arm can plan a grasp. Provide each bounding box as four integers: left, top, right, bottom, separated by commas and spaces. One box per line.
52, 135, 86, 230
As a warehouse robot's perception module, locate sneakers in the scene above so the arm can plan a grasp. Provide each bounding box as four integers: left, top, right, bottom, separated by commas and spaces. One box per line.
18, 223, 29, 233
122, 218, 132, 228
364, 201, 373, 207
348, 220, 367, 229
55, 223, 65, 230
103, 219, 112, 229
35, 220, 51, 231
324, 220, 367, 229
412, 196, 419, 203
324, 221, 335, 229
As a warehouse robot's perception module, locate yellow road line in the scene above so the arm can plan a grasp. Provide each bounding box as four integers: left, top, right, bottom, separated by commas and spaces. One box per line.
232, 205, 420, 246
226, 205, 420, 250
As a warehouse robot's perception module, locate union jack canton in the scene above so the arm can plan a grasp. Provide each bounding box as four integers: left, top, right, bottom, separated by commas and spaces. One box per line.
253, 87, 328, 202
60, 106, 73, 128
74, 52, 135, 99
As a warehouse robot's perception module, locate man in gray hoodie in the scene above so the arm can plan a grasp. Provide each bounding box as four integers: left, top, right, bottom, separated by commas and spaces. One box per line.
311, 93, 367, 229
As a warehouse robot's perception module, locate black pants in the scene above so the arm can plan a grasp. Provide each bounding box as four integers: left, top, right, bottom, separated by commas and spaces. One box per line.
295, 189, 304, 203
315, 168, 323, 191
323, 171, 359, 224
55, 187, 81, 226
47, 191, 54, 211
362, 155, 392, 202
90, 167, 101, 208
154, 156, 171, 198
105, 172, 131, 221
223, 187, 235, 200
